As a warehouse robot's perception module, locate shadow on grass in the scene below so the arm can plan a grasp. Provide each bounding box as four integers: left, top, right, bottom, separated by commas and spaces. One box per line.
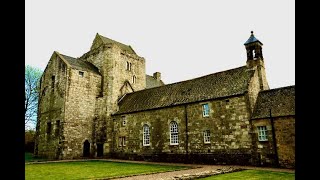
25, 152, 47, 162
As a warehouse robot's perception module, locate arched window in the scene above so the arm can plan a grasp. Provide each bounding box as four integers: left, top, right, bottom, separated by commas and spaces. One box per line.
143, 125, 150, 146
133, 75, 136, 84
170, 121, 178, 145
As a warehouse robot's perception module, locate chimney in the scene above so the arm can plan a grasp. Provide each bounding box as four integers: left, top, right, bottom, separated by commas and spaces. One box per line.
153, 72, 161, 81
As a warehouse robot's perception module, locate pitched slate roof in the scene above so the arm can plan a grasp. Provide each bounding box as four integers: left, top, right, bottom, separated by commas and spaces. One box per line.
252, 86, 295, 119
146, 75, 165, 89
59, 53, 100, 75
115, 66, 255, 115
98, 34, 136, 55
244, 31, 263, 45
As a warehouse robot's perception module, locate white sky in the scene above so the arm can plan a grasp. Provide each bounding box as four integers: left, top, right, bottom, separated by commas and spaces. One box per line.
26, 0, 295, 89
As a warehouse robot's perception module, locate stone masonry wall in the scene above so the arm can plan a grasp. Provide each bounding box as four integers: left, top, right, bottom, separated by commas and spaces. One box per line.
80, 43, 146, 155
274, 116, 295, 168
62, 68, 101, 159
110, 95, 254, 165
37, 53, 68, 159
247, 69, 261, 113
251, 116, 295, 168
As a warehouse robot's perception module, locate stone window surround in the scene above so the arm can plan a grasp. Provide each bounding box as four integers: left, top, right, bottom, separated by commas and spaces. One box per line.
258, 126, 268, 141
119, 136, 126, 147
122, 116, 126, 126
204, 130, 211, 144
170, 121, 179, 145
143, 124, 150, 146
126, 61, 132, 71
51, 75, 55, 89
46, 122, 52, 134
79, 71, 84, 77
133, 75, 136, 84
55, 120, 60, 136
202, 103, 210, 117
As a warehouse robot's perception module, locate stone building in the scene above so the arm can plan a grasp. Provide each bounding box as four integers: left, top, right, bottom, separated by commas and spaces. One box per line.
35, 32, 295, 168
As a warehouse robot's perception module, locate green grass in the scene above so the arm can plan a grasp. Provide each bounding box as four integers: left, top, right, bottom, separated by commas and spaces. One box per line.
25, 160, 189, 180
199, 169, 295, 180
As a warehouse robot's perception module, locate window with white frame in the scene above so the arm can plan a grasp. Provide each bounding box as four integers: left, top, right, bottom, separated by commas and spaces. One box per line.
202, 103, 210, 117
143, 125, 150, 146
170, 121, 179, 145
258, 126, 268, 141
204, 130, 210, 143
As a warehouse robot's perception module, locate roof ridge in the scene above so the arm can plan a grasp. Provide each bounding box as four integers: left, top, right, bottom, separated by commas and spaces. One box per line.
98, 34, 130, 48
260, 85, 295, 93
59, 53, 77, 59
128, 65, 248, 95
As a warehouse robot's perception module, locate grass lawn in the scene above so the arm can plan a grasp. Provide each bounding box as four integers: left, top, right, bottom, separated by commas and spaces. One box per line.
199, 169, 295, 180
25, 160, 189, 180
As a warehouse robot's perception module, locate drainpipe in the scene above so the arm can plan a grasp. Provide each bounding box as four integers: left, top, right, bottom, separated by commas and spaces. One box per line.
184, 105, 189, 163
269, 109, 279, 167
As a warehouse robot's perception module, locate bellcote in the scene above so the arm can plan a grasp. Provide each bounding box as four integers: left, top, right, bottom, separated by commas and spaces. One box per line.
244, 31, 263, 61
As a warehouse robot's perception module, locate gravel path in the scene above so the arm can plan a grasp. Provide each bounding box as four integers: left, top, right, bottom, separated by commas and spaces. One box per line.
107, 159, 294, 180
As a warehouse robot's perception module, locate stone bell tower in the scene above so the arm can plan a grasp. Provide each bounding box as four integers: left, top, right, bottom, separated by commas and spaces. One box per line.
245, 31, 269, 91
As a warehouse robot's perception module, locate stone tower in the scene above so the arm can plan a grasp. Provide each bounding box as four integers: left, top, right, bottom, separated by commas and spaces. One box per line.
245, 31, 269, 112
79, 33, 146, 155
35, 33, 147, 159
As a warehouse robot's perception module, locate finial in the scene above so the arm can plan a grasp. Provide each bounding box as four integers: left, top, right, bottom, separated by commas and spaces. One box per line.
251, 31, 254, 35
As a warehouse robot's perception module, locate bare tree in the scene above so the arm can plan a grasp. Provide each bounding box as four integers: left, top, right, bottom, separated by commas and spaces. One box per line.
25, 65, 42, 129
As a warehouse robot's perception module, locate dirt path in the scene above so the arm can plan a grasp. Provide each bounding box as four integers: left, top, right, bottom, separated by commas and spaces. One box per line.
106, 159, 294, 180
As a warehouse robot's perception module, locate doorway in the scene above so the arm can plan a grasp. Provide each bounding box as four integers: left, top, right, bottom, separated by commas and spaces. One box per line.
97, 143, 103, 157
83, 140, 90, 157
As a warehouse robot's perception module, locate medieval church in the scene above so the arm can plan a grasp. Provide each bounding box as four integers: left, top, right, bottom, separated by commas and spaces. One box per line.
35, 32, 295, 168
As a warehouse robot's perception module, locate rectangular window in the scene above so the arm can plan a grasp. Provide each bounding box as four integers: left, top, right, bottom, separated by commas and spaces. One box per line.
119, 137, 126, 147
79, 71, 84, 77
46, 122, 52, 134
55, 120, 60, 136
143, 125, 150, 146
258, 126, 268, 141
202, 103, 210, 117
122, 136, 126, 146
204, 130, 211, 143
118, 137, 122, 147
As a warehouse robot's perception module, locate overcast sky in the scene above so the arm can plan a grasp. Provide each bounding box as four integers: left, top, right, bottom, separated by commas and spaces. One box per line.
26, 0, 294, 89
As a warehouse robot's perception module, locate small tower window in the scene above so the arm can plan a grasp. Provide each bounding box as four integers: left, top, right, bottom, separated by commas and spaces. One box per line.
51, 76, 55, 90
133, 75, 136, 84
126, 62, 132, 71
55, 120, 60, 136
79, 71, 84, 77
122, 116, 126, 126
